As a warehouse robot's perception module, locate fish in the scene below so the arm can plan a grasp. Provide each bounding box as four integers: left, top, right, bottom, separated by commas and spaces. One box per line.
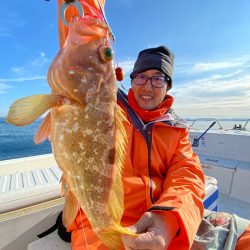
6, 0, 133, 248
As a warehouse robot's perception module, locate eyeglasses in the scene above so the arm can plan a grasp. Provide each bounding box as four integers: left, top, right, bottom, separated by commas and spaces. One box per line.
133, 74, 169, 88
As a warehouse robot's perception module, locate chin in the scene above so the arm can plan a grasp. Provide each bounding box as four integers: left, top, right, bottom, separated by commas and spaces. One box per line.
138, 103, 155, 110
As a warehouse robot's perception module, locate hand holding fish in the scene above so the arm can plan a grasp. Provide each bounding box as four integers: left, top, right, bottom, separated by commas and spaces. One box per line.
121, 212, 179, 250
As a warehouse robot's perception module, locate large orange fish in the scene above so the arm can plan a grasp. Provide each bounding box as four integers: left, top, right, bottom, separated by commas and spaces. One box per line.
6, 0, 133, 248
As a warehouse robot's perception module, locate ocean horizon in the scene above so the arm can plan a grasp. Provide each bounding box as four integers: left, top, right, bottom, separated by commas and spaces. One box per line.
0, 117, 249, 161
0, 118, 52, 161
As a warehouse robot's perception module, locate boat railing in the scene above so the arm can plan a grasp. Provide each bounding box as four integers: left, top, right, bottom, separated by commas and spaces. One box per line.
189, 118, 250, 131
231, 119, 250, 131
189, 118, 223, 130
242, 118, 250, 130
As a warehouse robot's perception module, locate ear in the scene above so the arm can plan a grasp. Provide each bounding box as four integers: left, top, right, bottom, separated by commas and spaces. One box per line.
166, 80, 172, 91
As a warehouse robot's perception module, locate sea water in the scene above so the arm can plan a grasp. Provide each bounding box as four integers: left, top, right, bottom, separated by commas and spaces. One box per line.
0, 118, 52, 161
0, 117, 249, 161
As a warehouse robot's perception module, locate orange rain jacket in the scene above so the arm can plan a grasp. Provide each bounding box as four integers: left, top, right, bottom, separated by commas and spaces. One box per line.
68, 90, 205, 249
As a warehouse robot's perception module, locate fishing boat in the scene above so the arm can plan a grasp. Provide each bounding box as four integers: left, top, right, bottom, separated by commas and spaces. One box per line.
0, 118, 249, 250
189, 118, 250, 219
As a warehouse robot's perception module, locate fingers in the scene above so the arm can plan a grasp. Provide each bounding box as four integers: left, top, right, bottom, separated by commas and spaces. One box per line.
121, 212, 166, 250
121, 231, 165, 250
132, 212, 153, 233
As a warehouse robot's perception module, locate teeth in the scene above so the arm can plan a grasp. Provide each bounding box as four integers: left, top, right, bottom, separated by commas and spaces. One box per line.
141, 95, 152, 100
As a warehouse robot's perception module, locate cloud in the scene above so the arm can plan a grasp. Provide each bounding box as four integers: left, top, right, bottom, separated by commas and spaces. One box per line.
173, 74, 250, 100
116, 59, 135, 91
0, 10, 26, 27
208, 70, 244, 80
172, 73, 250, 118
11, 52, 50, 75
173, 55, 250, 117
0, 33, 12, 37
0, 11, 26, 38
0, 83, 12, 94
0, 76, 46, 83
0, 26, 12, 38
31, 52, 50, 67
0, 75, 46, 94
145, 43, 162, 49
119, 59, 135, 75
193, 61, 244, 73
176, 56, 250, 75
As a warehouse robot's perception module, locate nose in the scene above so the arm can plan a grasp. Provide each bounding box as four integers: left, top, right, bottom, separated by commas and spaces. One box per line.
142, 78, 153, 90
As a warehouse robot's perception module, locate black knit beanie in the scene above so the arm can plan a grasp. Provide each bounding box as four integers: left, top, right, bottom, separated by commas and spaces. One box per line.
130, 46, 174, 89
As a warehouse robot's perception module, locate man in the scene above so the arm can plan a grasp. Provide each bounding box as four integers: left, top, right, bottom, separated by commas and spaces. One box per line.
68, 46, 206, 249
117, 46, 205, 249
117, 46, 250, 250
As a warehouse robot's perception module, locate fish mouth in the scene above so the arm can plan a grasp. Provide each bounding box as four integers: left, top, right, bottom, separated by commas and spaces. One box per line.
59, 0, 114, 46
69, 16, 111, 42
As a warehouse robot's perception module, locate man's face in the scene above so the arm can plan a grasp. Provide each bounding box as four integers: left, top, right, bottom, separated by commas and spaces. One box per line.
131, 69, 168, 110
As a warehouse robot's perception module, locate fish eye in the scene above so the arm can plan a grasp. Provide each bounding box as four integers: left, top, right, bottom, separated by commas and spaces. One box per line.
99, 46, 113, 62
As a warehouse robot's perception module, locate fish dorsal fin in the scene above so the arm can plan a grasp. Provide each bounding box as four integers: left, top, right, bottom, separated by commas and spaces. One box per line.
109, 105, 127, 222
34, 112, 51, 144
97, 105, 134, 249
6, 94, 59, 126
58, 0, 106, 48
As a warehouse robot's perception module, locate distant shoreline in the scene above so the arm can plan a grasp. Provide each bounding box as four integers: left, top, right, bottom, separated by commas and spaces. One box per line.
1, 117, 249, 161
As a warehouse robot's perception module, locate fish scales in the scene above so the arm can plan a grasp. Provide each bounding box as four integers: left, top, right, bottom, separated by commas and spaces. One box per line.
46, 14, 131, 247
51, 83, 118, 229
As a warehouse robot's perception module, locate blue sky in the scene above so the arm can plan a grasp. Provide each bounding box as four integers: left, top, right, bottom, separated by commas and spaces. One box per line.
1, 0, 250, 118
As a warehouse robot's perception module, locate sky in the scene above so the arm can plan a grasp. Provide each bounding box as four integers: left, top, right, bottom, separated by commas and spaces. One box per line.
1, 0, 250, 119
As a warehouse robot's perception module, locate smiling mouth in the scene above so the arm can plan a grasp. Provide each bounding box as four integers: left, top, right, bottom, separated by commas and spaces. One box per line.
141, 95, 153, 100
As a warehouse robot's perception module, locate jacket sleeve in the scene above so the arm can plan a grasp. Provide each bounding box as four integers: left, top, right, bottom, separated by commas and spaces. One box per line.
150, 128, 205, 249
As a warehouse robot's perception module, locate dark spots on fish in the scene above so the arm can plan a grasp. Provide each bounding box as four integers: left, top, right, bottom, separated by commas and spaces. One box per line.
107, 147, 115, 164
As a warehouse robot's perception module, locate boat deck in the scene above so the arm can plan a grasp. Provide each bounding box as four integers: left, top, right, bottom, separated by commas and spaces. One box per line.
218, 193, 250, 220
0, 124, 250, 250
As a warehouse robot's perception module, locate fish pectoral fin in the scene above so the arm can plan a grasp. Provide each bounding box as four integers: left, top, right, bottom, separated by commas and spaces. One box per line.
33, 112, 51, 144
6, 94, 60, 126
62, 189, 79, 228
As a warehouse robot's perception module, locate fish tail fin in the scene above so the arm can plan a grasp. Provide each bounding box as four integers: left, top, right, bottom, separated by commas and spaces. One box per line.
98, 225, 135, 250
114, 104, 128, 176
33, 112, 51, 144
109, 104, 128, 220
6, 94, 60, 126
61, 174, 79, 227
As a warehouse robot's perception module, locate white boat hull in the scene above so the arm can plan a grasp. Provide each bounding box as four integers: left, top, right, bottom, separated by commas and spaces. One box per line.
1, 125, 250, 249
0, 198, 64, 250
